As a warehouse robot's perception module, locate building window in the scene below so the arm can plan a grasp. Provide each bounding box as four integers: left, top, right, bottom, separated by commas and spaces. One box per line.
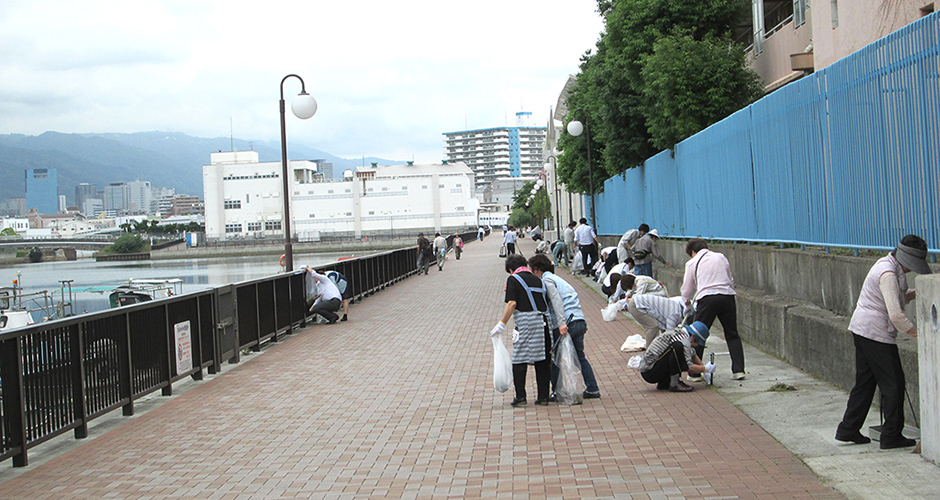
422, 185, 428, 189
247, 222, 262, 231
224, 200, 241, 209
831, 0, 839, 28
345, 212, 352, 216
264, 221, 282, 231
402, 186, 408, 190
225, 223, 242, 233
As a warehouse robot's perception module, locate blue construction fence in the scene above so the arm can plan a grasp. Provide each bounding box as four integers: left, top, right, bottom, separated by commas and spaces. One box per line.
592, 12, 940, 252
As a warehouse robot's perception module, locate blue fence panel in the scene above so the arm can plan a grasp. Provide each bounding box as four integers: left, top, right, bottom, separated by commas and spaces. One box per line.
591, 11, 940, 252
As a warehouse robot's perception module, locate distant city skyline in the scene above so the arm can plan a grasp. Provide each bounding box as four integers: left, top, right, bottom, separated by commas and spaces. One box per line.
0, 1, 604, 164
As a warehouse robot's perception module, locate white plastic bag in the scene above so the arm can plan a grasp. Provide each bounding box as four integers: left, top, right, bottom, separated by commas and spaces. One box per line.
492, 335, 513, 393
601, 301, 620, 322
627, 354, 643, 369
620, 334, 646, 352
570, 252, 583, 272
553, 335, 585, 405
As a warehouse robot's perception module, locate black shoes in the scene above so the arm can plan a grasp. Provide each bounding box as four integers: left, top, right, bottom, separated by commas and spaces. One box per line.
534, 399, 550, 406
583, 391, 601, 399
880, 436, 916, 449
340, 314, 348, 322
670, 381, 694, 392
835, 431, 871, 445
510, 397, 527, 407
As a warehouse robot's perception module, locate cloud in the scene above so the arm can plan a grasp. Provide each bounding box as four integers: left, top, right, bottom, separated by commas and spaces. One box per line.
0, 0, 603, 163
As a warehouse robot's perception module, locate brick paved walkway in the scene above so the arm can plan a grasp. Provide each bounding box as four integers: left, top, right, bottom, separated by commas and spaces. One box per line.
0, 236, 843, 499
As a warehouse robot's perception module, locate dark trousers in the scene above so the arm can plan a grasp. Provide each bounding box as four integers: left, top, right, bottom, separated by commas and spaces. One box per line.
641, 341, 689, 388
603, 251, 619, 273
310, 297, 341, 323
579, 243, 597, 274
507, 243, 516, 255
693, 294, 745, 373
512, 326, 552, 401
837, 334, 907, 441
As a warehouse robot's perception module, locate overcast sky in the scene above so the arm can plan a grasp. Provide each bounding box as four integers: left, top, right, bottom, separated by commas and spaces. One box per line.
0, 0, 604, 163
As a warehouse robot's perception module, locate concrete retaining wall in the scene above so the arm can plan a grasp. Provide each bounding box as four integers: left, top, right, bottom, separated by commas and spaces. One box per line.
599, 236, 932, 423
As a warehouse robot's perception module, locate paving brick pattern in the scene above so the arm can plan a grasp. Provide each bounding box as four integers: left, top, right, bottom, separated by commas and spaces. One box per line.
0, 236, 843, 499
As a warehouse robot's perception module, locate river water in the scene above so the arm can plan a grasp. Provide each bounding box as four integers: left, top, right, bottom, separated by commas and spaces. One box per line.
1, 252, 354, 315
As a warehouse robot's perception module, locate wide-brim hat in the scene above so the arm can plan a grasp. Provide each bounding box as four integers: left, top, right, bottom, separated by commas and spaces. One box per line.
648, 229, 660, 238
896, 243, 932, 274
685, 321, 709, 347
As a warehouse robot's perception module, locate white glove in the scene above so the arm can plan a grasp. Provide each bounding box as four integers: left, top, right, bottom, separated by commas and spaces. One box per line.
705, 362, 716, 374
491, 322, 506, 336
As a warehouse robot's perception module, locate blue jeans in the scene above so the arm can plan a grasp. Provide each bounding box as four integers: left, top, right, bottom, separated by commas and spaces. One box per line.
550, 320, 599, 394
634, 262, 653, 277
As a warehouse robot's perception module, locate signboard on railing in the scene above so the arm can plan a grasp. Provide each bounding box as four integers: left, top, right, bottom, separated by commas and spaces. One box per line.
175, 321, 193, 374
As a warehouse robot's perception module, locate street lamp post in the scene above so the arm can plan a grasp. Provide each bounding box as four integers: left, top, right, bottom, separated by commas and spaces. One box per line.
545, 155, 561, 239
279, 74, 318, 272
566, 111, 596, 232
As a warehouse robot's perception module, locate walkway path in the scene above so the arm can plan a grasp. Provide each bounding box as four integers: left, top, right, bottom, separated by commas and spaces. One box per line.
0, 235, 886, 498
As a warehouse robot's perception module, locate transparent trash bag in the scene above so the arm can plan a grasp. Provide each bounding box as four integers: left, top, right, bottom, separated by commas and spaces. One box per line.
492, 335, 513, 393
553, 335, 585, 405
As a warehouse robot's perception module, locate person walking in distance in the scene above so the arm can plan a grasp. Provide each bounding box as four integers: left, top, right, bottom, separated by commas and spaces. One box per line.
835, 234, 931, 449
453, 234, 464, 260
433, 232, 448, 271
574, 218, 599, 276
503, 226, 518, 256
680, 238, 744, 380
416, 232, 432, 275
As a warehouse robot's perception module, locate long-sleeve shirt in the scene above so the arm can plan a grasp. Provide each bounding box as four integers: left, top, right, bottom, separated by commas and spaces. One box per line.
632, 234, 666, 265
503, 231, 517, 245
848, 254, 913, 343
681, 249, 735, 303
309, 270, 342, 306
631, 294, 685, 330
639, 326, 694, 373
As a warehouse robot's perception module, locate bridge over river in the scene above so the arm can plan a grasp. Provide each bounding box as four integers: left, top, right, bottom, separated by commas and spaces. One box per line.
0, 236, 936, 499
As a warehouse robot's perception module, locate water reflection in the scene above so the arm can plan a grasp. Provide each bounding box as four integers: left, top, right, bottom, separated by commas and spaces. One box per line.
0, 253, 355, 314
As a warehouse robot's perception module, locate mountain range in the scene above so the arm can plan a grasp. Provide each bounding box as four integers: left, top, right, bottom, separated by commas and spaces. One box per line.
0, 132, 399, 206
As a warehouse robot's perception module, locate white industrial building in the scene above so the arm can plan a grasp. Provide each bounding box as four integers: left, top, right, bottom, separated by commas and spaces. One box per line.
203, 151, 480, 242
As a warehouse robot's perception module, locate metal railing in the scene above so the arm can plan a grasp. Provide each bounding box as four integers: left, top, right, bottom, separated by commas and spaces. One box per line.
0, 244, 428, 467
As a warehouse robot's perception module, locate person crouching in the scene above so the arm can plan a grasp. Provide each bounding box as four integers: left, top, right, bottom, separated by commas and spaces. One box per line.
638, 321, 710, 392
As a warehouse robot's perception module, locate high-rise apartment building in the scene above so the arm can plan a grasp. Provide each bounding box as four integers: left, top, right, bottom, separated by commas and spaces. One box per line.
104, 183, 128, 212
442, 112, 546, 193
25, 168, 58, 215
127, 180, 152, 214
75, 183, 97, 210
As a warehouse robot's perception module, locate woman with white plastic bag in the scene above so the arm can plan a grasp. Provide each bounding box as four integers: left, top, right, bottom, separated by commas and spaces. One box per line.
490, 255, 552, 407
492, 334, 513, 392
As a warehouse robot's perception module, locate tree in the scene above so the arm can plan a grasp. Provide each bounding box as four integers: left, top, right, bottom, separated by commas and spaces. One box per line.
0, 227, 17, 237
110, 234, 146, 254
560, 0, 756, 187
641, 34, 763, 150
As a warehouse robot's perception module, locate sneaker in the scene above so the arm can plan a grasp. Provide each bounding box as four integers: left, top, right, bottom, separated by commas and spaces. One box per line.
835, 431, 871, 445
732, 372, 746, 380
582, 391, 601, 399
510, 397, 527, 407
880, 436, 916, 449
548, 393, 557, 402
687, 375, 703, 383
670, 381, 694, 392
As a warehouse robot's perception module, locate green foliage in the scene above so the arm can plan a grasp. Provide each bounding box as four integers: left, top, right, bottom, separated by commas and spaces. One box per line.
0, 227, 17, 236
641, 34, 763, 149
507, 181, 552, 229
108, 234, 147, 254
28, 247, 43, 263
560, 0, 757, 187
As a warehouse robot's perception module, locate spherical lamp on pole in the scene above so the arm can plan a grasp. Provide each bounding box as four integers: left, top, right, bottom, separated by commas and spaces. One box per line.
566, 113, 596, 231
279, 74, 317, 272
